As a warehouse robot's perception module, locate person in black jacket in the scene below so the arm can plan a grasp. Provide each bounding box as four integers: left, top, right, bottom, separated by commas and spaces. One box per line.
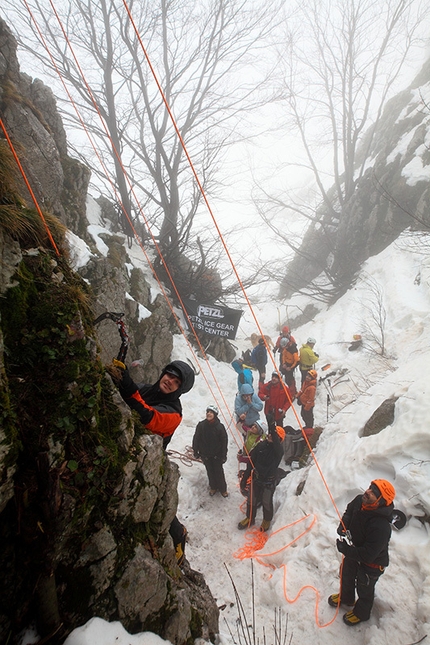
193, 405, 228, 497
110, 359, 195, 566
113, 359, 195, 448
328, 479, 395, 626
237, 419, 284, 532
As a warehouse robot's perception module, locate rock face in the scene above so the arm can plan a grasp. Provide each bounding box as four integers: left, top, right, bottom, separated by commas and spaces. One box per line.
360, 397, 398, 437
280, 59, 430, 301
0, 17, 218, 644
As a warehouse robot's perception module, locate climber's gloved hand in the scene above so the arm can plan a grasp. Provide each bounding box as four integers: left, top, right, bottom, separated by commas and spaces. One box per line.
107, 360, 137, 397
336, 539, 349, 556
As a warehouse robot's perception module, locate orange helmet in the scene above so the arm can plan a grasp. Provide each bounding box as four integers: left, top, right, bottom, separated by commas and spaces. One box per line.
308, 370, 317, 379
282, 326, 290, 335
371, 479, 395, 506
275, 426, 285, 442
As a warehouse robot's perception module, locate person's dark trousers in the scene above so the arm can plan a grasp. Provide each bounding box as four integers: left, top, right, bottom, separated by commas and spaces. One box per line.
204, 457, 227, 494
340, 558, 383, 620
301, 406, 314, 428
261, 481, 276, 521
246, 476, 263, 522
355, 564, 383, 620
246, 477, 275, 522
340, 557, 359, 605
283, 369, 297, 397
300, 369, 308, 384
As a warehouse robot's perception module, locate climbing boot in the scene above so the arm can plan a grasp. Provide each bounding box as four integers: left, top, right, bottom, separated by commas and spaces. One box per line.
221, 491, 229, 498
343, 611, 364, 626
260, 519, 271, 532
238, 517, 253, 530
328, 593, 354, 608
175, 526, 188, 567
209, 489, 217, 496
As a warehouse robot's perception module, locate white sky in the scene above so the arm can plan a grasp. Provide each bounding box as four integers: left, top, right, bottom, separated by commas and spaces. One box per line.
49, 195, 430, 645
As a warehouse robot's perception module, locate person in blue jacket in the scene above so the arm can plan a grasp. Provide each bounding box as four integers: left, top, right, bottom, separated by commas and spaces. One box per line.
231, 357, 253, 390
234, 383, 263, 432
250, 337, 268, 383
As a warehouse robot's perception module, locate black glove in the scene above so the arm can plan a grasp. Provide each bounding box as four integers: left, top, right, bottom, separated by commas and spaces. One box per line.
337, 524, 346, 536
117, 366, 138, 398
336, 539, 349, 555
314, 353, 319, 358
266, 413, 276, 432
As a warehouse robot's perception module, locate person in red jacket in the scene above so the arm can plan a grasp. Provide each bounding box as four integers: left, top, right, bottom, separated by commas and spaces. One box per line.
258, 371, 292, 425
296, 369, 317, 428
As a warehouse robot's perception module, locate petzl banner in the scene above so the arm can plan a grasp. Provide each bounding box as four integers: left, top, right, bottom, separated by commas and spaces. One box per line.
183, 299, 242, 340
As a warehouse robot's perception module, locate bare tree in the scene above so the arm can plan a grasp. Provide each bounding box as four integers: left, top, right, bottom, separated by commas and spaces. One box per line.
255, 0, 427, 297
358, 275, 388, 356
1, 0, 280, 288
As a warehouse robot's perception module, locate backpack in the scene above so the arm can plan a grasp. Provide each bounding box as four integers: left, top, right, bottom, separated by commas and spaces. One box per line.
242, 349, 252, 365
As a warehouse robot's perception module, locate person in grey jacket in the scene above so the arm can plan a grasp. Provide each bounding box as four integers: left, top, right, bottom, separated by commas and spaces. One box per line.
234, 383, 263, 432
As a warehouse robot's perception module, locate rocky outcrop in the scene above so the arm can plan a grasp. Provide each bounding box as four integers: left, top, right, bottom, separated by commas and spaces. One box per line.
360, 396, 398, 437
0, 17, 219, 645
280, 59, 430, 300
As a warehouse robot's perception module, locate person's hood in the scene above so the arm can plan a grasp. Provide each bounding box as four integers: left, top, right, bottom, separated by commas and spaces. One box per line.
161, 360, 195, 395
240, 383, 254, 395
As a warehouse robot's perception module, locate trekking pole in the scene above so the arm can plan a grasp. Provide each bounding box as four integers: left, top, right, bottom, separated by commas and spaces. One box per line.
326, 393, 331, 422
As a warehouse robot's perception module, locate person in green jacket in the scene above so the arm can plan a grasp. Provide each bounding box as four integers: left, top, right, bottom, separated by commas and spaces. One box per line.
299, 337, 319, 384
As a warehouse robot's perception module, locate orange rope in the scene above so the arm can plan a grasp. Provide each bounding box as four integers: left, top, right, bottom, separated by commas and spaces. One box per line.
22, 2, 343, 530
0, 117, 60, 256
121, 0, 345, 525
234, 514, 340, 628
23, 0, 243, 448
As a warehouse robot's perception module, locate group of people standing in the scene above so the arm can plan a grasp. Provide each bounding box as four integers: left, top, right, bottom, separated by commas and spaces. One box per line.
232, 327, 319, 447
108, 332, 397, 629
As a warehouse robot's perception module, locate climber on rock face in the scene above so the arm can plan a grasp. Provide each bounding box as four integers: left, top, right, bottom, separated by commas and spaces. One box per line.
110, 358, 195, 567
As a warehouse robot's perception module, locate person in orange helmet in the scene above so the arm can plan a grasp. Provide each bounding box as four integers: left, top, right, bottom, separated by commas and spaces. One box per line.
328, 479, 396, 626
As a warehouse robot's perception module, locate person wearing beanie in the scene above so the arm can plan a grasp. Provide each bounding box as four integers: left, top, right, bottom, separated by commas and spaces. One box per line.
328, 479, 396, 626
109, 359, 195, 567
192, 406, 228, 497
258, 371, 292, 425
299, 337, 319, 384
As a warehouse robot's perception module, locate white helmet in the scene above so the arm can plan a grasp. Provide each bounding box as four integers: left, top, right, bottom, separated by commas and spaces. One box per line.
253, 420, 268, 434
206, 405, 219, 415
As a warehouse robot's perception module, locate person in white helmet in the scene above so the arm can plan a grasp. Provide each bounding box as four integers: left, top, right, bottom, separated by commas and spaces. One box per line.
192, 405, 228, 497
299, 337, 319, 384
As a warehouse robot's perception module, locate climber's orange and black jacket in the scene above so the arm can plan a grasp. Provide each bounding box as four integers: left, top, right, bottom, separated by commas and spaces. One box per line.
280, 341, 299, 370
296, 375, 316, 410
118, 360, 195, 448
